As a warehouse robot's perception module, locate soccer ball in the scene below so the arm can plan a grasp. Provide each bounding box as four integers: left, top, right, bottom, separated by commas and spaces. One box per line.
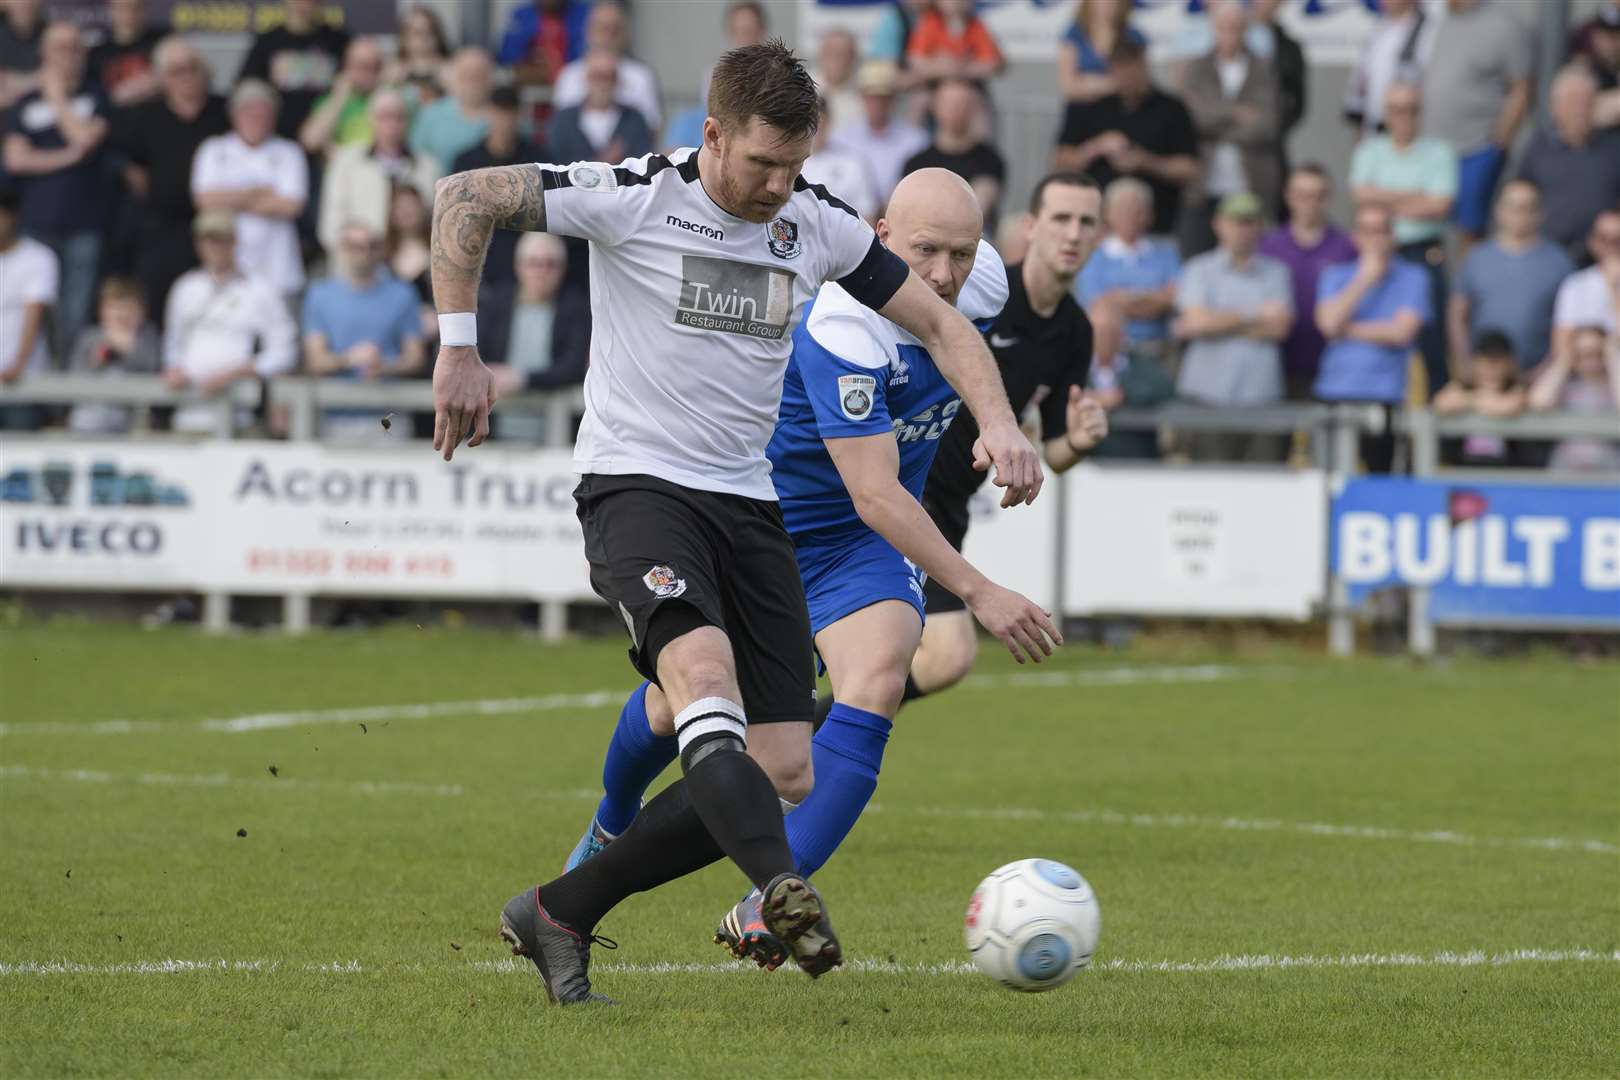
964, 859, 1100, 992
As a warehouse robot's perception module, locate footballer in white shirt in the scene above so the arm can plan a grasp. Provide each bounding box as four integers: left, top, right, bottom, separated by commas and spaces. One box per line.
428, 40, 1041, 1005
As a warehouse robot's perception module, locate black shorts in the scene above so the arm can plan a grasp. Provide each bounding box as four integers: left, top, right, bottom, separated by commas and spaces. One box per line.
574, 473, 815, 725
920, 490, 971, 615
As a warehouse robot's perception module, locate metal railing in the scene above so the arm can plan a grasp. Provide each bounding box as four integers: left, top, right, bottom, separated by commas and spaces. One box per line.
265, 379, 584, 447
3, 375, 1615, 651
0, 373, 262, 440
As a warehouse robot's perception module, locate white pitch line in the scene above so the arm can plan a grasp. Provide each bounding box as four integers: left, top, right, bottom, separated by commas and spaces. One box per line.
3, 948, 1614, 978
0, 765, 464, 799
0, 666, 1252, 737
962, 663, 1246, 689
0, 690, 627, 737
4, 761, 1609, 858
878, 803, 1620, 858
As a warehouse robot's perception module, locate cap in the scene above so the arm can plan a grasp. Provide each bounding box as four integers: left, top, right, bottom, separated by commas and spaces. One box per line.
856, 59, 900, 96
1598, 6, 1620, 30
193, 209, 237, 237
1216, 191, 1263, 220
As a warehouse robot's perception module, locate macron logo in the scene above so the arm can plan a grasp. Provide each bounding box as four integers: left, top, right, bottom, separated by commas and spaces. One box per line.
666, 215, 724, 241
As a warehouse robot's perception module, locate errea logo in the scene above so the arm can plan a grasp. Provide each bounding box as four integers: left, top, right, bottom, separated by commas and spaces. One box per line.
889, 353, 910, 388
666, 215, 724, 241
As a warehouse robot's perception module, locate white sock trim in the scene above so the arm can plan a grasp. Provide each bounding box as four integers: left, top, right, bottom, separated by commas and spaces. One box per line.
672, 696, 746, 754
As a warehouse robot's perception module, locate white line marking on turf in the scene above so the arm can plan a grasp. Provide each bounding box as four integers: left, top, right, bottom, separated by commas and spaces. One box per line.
0, 765, 464, 798
197, 691, 628, 733
6, 761, 1608, 858
0, 666, 1250, 737
962, 663, 1247, 689
0, 690, 627, 737
3, 949, 1614, 978
878, 803, 1620, 857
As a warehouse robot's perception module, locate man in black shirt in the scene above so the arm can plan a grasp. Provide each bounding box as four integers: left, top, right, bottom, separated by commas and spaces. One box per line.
236, 0, 347, 139
910, 172, 1110, 704
903, 77, 1006, 229
452, 86, 548, 287
1053, 39, 1199, 237
88, 0, 164, 108
110, 36, 227, 322
0, 0, 43, 111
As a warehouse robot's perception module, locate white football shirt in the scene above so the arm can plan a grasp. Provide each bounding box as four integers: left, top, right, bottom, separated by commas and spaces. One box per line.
536, 147, 907, 499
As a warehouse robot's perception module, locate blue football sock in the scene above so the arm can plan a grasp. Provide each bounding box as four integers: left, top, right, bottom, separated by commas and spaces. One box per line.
594, 682, 678, 836
784, 703, 892, 878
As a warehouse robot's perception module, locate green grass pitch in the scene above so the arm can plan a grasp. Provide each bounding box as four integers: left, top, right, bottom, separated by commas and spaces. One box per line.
2, 624, 1616, 1078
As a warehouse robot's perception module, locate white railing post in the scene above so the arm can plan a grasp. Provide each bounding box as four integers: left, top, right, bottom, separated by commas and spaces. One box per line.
1326, 406, 1362, 658
284, 592, 312, 635
286, 378, 318, 443
1405, 409, 1439, 658
203, 591, 230, 633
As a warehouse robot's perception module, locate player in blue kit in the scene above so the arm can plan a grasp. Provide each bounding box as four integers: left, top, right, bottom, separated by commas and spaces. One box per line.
563, 169, 1062, 970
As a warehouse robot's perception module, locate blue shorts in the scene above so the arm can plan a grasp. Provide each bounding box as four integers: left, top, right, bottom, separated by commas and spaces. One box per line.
1453, 145, 1506, 236
794, 526, 927, 637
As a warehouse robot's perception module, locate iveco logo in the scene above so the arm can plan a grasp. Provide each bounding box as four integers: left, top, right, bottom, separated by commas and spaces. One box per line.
666, 215, 724, 241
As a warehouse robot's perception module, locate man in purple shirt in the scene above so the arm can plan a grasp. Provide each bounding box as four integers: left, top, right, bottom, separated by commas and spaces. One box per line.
1259, 162, 1356, 399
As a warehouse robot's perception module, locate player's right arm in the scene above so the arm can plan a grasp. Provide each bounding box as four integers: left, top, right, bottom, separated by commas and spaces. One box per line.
824, 433, 1060, 664
428, 165, 547, 460
877, 274, 1042, 508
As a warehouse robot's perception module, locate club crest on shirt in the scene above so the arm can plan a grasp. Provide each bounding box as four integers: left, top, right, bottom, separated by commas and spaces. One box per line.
568, 163, 618, 193
642, 564, 687, 598
837, 374, 876, 421
766, 216, 801, 259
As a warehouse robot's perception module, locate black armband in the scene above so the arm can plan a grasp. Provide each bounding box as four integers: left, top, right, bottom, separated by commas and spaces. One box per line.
837, 236, 910, 311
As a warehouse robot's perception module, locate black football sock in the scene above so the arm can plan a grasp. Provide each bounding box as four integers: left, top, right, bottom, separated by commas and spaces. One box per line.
536, 779, 722, 932
812, 692, 835, 732
681, 741, 797, 889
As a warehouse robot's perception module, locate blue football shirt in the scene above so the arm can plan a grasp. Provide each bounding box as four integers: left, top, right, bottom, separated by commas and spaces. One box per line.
768, 238, 1008, 540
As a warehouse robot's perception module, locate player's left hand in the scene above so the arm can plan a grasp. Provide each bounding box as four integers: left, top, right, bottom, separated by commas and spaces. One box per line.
967, 580, 1063, 665
972, 418, 1043, 508
433, 344, 495, 461
1064, 385, 1109, 453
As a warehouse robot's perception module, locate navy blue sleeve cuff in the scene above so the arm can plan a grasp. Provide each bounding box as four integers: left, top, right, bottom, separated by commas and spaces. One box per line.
837, 236, 910, 312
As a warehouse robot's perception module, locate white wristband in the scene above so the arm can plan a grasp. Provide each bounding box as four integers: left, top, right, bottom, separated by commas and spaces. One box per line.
438, 312, 477, 348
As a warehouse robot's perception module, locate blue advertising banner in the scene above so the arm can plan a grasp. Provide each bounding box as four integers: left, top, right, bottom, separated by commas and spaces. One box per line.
1333, 478, 1620, 627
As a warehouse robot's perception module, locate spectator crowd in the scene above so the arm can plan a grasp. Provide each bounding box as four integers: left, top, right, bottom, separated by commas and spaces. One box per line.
0, 0, 1614, 472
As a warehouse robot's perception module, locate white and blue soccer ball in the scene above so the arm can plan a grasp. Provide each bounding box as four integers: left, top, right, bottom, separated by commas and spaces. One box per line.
964, 858, 1100, 992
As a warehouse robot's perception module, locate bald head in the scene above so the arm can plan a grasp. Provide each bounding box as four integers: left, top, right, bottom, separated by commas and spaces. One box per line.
880, 169, 983, 303
1550, 65, 1598, 146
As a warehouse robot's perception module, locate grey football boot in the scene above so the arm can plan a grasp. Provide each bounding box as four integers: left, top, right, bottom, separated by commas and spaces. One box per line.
713, 888, 789, 970
759, 872, 842, 978
498, 887, 617, 1004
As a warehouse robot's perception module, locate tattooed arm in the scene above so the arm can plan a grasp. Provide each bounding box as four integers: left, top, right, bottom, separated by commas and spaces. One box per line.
430, 165, 547, 313
429, 164, 546, 460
